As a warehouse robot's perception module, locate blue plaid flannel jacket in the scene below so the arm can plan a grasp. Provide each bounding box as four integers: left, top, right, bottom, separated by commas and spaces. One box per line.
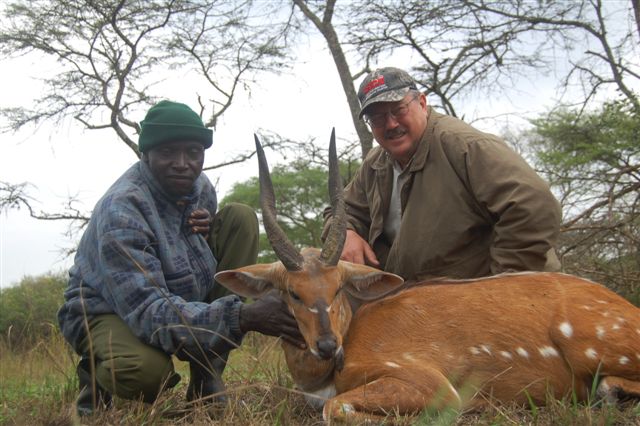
57, 161, 243, 356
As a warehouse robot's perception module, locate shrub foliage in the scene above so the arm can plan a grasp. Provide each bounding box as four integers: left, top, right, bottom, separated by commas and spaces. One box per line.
0, 272, 66, 349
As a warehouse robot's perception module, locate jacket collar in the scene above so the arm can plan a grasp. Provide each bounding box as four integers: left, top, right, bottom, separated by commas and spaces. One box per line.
407, 106, 435, 172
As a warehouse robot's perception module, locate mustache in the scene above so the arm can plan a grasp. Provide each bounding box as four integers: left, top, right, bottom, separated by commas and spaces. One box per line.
384, 127, 406, 139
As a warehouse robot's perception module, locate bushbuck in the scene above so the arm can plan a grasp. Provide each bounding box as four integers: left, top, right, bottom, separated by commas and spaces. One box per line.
215, 130, 640, 423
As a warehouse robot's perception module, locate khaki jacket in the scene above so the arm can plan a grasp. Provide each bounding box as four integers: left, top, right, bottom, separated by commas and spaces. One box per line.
326, 107, 561, 280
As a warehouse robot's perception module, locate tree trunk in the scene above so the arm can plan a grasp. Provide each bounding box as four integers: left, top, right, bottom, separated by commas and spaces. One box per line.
293, 0, 373, 158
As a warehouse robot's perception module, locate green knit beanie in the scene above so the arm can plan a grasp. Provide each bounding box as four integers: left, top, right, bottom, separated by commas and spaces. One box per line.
138, 100, 213, 153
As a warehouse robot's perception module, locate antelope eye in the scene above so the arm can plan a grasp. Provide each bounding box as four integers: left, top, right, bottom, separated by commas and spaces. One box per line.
289, 291, 301, 302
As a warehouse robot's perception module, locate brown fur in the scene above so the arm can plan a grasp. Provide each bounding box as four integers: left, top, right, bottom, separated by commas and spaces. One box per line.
216, 258, 640, 423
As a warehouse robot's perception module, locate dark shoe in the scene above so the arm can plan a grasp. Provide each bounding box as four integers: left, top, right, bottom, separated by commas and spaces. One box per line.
75, 357, 113, 416
186, 361, 227, 409
165, 371, 182, 391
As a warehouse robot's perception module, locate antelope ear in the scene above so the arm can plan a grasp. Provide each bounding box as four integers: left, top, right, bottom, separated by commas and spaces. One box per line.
215, 264, 278, 299
340, 263, 405, 302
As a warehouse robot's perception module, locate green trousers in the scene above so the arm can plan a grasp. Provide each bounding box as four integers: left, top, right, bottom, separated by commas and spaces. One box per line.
77, 203, 259, 402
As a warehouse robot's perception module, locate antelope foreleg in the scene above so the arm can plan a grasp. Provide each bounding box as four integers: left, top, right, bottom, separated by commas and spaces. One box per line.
323, 372, 462, 423
597, 376, 640, 404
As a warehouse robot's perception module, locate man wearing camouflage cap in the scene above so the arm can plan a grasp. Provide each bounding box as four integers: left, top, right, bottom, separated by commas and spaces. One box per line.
324, 67, 561, 280
58, 100, 304, 416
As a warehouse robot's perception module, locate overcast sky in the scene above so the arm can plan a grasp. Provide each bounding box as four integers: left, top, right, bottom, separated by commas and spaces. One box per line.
0, 32, 582, 288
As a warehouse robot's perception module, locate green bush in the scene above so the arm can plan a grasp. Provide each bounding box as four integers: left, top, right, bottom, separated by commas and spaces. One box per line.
0, 272, 66, 349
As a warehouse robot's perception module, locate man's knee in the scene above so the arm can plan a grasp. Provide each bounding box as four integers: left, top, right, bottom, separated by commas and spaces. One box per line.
216, 202, 258, 232
96, 347, 176, 403
210, 203, 259, 271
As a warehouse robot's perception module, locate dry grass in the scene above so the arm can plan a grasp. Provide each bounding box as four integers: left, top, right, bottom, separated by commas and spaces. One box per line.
1, 331, 638, 426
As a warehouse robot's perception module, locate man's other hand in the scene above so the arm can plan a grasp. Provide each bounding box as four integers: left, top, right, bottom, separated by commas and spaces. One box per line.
340, 229, 380, 267
189, 208, 211, 237
239, 290, 306, 349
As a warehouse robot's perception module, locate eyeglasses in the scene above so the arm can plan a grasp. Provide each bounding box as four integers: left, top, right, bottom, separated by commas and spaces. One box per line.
364, 95, 420, 128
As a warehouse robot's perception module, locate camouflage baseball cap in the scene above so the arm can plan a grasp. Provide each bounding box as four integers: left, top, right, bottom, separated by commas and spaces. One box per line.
357, 67, 418, 118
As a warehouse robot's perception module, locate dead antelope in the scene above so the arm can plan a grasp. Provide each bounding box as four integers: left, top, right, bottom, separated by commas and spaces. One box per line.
215, 130, 640, 423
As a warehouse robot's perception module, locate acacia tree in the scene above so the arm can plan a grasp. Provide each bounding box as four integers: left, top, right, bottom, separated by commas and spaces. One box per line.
461, 0, 640, 113
290, 0, 638, 157
529, 99, 639, 299
344, 0, 638, 115
342, 0, 545, 119
1, 0, 289, 158
0, 0, 290, 222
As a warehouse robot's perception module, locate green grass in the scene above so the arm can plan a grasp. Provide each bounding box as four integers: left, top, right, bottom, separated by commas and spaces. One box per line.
1, 332, 638, 426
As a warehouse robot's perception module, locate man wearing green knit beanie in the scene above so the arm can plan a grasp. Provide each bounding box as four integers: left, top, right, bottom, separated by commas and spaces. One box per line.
138, 100, 213, 153
58, 100, 304, 417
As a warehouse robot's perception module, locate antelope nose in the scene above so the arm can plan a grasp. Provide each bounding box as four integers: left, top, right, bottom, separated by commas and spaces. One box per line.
316, 335, 337, 359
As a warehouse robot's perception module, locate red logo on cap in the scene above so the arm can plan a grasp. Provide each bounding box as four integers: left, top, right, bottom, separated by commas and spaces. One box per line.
363, 76, 385, 95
